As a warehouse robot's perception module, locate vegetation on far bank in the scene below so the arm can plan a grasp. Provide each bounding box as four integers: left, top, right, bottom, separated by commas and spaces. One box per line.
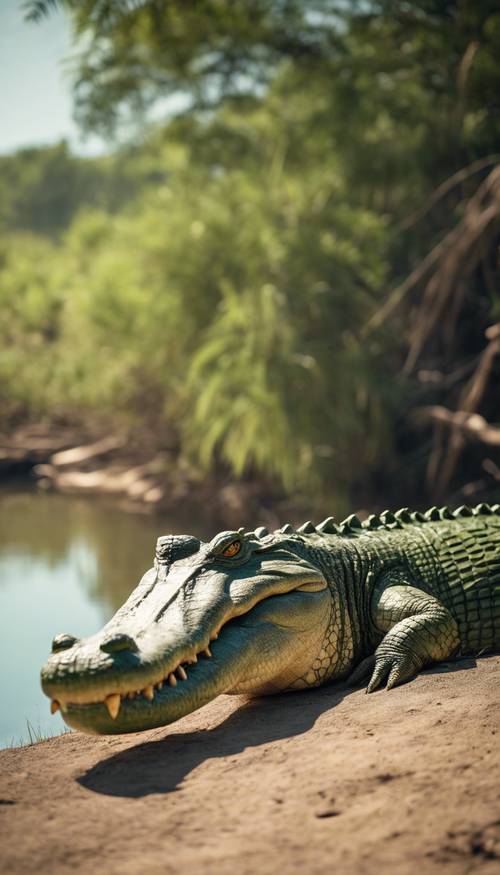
1, 1, 499, 513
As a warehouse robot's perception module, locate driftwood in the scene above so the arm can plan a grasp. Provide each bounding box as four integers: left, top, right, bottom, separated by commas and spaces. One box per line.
35, 462, 164, 504
0, 428, 81, 474
50, 436, 125, 467
0, 426, 165, 506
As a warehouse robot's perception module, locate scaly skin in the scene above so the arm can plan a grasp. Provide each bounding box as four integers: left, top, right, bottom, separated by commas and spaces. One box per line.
41, 504, 500, 735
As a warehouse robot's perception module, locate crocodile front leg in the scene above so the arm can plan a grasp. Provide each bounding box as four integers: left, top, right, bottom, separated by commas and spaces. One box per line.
349, 568, 460, 693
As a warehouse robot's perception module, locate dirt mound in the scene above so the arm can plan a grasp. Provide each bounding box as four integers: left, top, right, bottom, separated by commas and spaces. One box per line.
1, 656, 499, 875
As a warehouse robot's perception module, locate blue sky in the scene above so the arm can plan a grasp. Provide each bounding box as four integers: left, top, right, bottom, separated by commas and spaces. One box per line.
0, 0, 106, 155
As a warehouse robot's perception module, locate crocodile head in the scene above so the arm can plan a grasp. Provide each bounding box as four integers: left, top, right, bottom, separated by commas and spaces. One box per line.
41, 528, 332, 734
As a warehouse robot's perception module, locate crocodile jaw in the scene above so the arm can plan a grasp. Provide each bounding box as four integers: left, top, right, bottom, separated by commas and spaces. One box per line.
41, 543, 330, 734
43, 590, 329, 735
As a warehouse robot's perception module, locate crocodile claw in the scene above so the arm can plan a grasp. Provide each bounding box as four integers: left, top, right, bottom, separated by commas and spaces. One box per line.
348, 648, 420, 693
365, 644, 421, 693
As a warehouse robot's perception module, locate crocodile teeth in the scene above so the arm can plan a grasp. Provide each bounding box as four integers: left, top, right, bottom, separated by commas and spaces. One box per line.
53, 641, 218, 712
105, 693, 121, 720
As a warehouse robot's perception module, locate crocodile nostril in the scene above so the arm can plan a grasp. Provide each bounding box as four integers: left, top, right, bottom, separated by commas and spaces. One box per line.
52, 633, 78, 653
100, 633, 138, 654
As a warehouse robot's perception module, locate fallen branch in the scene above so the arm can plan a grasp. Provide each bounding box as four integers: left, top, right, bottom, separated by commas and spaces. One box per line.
50, 435, 126, 467
420, 406, 500, 446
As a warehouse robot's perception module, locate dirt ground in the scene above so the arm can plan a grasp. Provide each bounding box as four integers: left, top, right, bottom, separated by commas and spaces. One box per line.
1, 655, 499, 875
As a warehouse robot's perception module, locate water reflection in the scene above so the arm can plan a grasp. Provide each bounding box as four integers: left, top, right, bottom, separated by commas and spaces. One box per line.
0, 486, 211, 747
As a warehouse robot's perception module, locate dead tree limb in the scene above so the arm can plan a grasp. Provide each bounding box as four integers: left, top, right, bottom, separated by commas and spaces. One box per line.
398, 154, 500, 231
420, 406, 500, 446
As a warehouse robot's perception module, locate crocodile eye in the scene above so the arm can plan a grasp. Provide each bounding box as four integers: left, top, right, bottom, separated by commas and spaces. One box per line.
221, 540, 241, 558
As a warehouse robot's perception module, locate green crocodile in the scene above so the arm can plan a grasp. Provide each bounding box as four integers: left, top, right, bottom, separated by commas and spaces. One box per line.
41, 503, 500, 735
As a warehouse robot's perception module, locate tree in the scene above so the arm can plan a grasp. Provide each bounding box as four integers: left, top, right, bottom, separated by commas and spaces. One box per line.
13, 0, 500, 506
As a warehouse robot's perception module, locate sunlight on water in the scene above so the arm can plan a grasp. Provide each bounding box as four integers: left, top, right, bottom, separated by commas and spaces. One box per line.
0, 546, 104, 745
0, 487, 209, 747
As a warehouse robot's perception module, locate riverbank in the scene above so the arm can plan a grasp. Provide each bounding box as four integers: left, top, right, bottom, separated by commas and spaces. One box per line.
1, 655, 499, 875
0, 423, 295, 530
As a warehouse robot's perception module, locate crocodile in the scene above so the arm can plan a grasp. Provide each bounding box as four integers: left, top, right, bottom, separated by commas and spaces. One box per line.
41, 503, 500, 735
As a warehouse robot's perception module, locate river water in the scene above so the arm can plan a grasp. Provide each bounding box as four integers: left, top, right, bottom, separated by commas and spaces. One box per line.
0, 486, 210, 747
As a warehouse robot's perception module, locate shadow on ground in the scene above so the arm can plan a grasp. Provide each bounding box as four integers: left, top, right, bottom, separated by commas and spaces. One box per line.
77, 684, 348, 798
77, 655, 482, 799
424, 656, 477, 674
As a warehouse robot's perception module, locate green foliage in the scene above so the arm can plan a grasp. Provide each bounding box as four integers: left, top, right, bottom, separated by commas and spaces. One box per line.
0, 143, 101, 237
0, 234, 64, 417
0, 108, 390, 495
25, 0, 338, 133
23, 1, 500, 170
5, 0, 500, 504
0, 140, 168, 238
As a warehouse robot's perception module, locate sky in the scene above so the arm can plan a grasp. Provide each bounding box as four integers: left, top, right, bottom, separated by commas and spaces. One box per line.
0, 0, 106, 155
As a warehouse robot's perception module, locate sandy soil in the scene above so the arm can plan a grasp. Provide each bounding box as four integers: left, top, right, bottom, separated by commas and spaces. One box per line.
1, 655, 499, 875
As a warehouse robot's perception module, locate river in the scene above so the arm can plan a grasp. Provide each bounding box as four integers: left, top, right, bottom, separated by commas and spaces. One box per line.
0, 485, 210, 747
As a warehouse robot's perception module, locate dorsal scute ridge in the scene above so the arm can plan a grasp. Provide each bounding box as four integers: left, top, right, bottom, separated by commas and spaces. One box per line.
380, 510, 403, 528
317, 516, 337, 533
380, 510, 395, 523
279, 502, 500, 540
364, 514, 382, 529
338, 514, 362, 535
395, 508, 412, 523
473, 503, 491, 515
439, 507, 453, 519
425, 506, 440, 521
